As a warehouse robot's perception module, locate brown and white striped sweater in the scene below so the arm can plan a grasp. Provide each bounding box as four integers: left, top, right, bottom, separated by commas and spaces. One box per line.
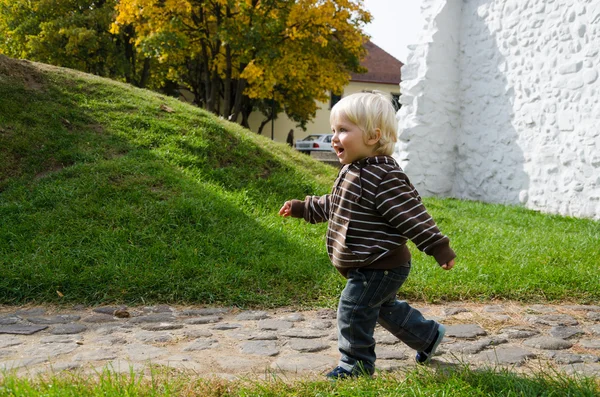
289, 156, 455, 277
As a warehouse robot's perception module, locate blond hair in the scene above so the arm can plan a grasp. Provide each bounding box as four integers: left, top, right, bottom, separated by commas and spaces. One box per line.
330, 91, 398, 155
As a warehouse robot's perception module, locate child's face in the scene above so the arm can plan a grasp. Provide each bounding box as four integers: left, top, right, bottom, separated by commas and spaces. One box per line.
331, 113, 380, 165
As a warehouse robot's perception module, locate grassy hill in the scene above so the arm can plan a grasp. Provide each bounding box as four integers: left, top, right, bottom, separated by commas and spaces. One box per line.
1, 55, 598, 307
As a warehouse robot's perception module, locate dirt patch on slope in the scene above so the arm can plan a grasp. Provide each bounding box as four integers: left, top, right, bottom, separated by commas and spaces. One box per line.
0, 54, 46, 90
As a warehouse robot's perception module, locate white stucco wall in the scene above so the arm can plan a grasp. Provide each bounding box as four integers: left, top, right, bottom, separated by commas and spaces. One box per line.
397, 0, 600, 220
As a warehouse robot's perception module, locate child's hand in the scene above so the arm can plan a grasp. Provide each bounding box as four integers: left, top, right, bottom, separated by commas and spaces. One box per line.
441, 259, 455, 270
279, 201, 292, 217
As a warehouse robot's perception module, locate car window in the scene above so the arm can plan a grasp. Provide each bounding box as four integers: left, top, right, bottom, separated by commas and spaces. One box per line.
324, 135, 332, 143
303, 135, 321, 141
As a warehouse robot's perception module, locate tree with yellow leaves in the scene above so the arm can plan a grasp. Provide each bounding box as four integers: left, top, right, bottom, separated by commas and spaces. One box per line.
112, 0, 371, 130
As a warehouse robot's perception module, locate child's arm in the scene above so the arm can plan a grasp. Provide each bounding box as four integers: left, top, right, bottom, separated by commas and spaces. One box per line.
376, 172, 456, 267
278, 195, 331, 224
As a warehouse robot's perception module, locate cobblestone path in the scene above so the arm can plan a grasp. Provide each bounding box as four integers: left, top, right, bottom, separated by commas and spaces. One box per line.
1, 302, 599, 380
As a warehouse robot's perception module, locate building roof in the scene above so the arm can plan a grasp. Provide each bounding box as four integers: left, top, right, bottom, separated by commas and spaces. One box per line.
350, 40, 403, 85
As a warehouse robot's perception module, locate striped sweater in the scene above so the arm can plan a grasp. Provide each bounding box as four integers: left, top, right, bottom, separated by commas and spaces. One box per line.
289, 156, 455, 277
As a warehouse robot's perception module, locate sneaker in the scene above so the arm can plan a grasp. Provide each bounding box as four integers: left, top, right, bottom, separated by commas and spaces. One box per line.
326, 366, 355, 380
415, 324, 446, 364
325, 365, 373, 380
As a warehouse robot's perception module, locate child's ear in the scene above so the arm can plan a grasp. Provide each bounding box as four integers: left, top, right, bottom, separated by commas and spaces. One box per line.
366, 129, 382, 146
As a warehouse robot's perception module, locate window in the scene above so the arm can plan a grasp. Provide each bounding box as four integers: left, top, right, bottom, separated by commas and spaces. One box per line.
391, 93, 401, 111
330, 92, 342, 109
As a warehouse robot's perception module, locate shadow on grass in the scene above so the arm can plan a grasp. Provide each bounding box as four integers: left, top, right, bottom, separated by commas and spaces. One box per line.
0, 62, 339, 306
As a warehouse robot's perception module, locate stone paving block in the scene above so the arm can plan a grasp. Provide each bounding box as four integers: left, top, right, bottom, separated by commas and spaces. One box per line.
444, 307, 469, 316
142, 305, 173, 313
526, 314, 578, 326
182, 329, 213, 338
129, 314, 176, 324
50, 324, 87, 335
235, 311, 270, 321
377, 360, 410, 372
0, 325, 48, 335
586, 312, 600, 321
523, 337, 573, 350
563, 305, 600, 312
92, 335, 128, 346
93, 306, 126, 315
229, 330, 278, 341
0, 335, 23, 348
155, 355, 208, 372
97, 359, 147, 374
240, 340, 279, 356
526, 305, 556, 314
0, 349, 14, 358
579, 339, 600, 350
375, 332, 400, 345
0, 316, 19, 325
37, 361, 81, 374
258, 319, 294, 330
549, 326, 584, 339
270, 353, 336, 373
316, 309, 336, 319
483, 305, 506, 313
498, 326, 540, 339
0, 357, 48, 370
27, 315, 81, 324
445, 324, 487, 338
376, 347, 408, 360
281, 328, 329, 339
281, 313, 305, 322
216, 355, 271, 372
288, 339, 330, 353
73, 349, 120, 362
475, 346, 536, 366
15, 308, 46, 316
562, 362, 600, 377
308, 320, 333, 330
125, 343, 169, 361
82, 314, 117, 323
211, 323, 242, 330
135, 331, 174, 343
22, 343, 79, 358
446, 339, 497, 355
183, 339, 218, 351
180, 308, 229, 317
183, 316, 222, 325
40, 335, 82, 344
547, 352, 599, 365
141, 323, 184, 331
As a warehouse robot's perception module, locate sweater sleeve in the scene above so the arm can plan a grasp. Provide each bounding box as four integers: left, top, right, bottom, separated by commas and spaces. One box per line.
375, 171, 455, 266
289, 195, 331, 224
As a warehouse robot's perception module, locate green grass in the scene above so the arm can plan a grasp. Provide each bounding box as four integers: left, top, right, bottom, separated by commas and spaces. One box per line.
0, 366, 598, 396
0, 55, 599, 307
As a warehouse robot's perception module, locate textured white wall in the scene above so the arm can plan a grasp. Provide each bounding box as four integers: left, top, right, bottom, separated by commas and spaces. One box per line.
397, 0, 600, 220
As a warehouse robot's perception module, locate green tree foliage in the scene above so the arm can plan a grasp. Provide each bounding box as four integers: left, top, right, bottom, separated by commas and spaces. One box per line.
0, 0, 153, 87
0, 0, 371, 129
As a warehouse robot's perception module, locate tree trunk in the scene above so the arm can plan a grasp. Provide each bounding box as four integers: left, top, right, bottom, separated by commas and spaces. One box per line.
223, 44, 233, 118
139, 58, 151, 88
231, 77, 247, 122
257, 116, 272, 135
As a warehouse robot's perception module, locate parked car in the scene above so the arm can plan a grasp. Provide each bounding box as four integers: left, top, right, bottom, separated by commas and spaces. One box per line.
294, 134, 334, 154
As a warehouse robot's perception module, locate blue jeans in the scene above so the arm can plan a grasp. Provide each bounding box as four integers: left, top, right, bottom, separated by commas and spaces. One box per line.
336, 266, 440, 374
